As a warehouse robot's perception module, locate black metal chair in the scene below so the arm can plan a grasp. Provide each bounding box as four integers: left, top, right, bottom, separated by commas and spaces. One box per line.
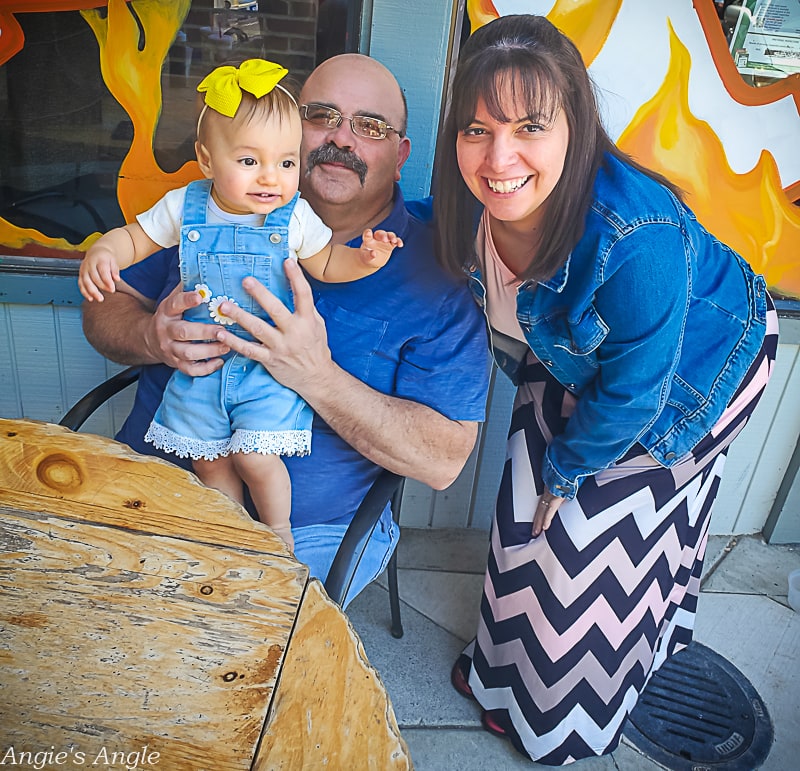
59, 366, 404, 637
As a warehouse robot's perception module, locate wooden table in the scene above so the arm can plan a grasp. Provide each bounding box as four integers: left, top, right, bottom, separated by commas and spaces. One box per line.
0, 419, 411, 770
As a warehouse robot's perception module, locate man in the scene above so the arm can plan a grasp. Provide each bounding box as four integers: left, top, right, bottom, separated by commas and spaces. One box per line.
82, 54, 490, 604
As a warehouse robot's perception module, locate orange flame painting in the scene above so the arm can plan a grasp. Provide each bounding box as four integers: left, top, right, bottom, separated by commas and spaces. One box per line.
1, 0, 799, 299
469, 0, 800, 299
0, 0, 198, 255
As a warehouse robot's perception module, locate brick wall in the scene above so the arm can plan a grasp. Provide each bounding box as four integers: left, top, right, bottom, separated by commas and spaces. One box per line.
258, 0, 319, 81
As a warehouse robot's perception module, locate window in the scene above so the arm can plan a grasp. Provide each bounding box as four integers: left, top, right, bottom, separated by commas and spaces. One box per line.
718, 0, 800, 86
0, 0, 362, 262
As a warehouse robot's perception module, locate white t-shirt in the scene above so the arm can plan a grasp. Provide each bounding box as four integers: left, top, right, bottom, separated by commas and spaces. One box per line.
136, 185, 332, 261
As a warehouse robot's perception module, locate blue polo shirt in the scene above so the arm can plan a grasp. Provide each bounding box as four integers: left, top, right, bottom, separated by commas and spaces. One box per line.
116, 186, 490, 527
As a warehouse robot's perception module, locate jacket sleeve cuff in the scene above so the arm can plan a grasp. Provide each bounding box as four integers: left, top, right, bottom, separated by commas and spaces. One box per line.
541, 458, 582, 500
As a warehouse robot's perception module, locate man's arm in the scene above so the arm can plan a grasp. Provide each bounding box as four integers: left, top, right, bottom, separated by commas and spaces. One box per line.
299, 367, 478, 489
81, 281, 230, 375
214, 260, 479, 489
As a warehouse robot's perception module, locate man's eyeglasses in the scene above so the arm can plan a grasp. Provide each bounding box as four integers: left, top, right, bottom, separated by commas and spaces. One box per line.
300, 103, 402, 140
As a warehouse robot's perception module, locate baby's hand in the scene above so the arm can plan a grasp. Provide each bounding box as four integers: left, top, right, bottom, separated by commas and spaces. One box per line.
360, 228, 403, 268
79, 245, 121, 302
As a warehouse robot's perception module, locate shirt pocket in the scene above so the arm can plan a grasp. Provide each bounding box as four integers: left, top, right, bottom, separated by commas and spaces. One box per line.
315, 296, 389, 382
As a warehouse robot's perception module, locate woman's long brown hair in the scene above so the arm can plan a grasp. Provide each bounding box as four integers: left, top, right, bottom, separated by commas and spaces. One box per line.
433, 14, 681, 282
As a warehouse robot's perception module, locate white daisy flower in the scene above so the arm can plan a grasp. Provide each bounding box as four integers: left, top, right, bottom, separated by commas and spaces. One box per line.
194, 283, 212, 303
208, 295, 238, 325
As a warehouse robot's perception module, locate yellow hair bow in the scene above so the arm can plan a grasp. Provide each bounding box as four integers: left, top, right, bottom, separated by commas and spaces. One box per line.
197, 59, 289, 118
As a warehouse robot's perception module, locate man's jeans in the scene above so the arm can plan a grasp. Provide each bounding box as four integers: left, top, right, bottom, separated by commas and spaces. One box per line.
293, 512, 399, 608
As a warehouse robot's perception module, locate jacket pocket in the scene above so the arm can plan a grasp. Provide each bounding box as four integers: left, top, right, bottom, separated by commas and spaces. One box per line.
543, 305, 609, 355
664, 374, 704, 417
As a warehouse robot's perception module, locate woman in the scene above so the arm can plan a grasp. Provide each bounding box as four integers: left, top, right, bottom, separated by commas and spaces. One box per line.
433, 14, 777, 765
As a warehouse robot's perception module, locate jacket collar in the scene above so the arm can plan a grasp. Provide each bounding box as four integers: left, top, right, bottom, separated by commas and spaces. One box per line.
537, 256, 570, 292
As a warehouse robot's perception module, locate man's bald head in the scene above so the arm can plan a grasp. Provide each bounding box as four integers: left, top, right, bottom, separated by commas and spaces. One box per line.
297, 54, 411, 240
301, 54, 407, 136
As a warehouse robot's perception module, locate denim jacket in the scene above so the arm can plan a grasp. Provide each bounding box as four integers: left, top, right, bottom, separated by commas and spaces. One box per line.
468, 153, 768, 499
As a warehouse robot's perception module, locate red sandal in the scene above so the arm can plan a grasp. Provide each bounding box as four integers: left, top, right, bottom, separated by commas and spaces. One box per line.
481, 709, 508, 738
450, 656, 475, 700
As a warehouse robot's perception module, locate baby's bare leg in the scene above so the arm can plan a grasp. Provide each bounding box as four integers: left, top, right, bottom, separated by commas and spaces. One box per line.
233, 452, 293, 550
193, 456, 244, 504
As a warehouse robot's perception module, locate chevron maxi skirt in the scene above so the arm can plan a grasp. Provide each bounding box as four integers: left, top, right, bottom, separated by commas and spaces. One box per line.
458, 303, 778, 765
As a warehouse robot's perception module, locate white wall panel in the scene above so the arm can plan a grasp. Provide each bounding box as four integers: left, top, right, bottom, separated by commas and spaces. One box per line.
7, 304, 64, 422
713, 343, 800, 535
0, 305, 23, 419
0, 304, 132, 435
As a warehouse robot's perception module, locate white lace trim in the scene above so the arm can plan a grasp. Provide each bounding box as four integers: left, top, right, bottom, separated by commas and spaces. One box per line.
145, 422, 231, 460
145, 422, 311, 460
229, 429, 311, 457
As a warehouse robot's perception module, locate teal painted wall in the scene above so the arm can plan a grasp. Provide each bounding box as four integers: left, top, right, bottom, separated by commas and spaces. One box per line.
368, 0, 456, 200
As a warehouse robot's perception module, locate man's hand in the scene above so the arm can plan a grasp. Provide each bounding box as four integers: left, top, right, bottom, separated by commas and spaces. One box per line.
82, 282, 229, 374
213, 259, 479, 490
214, 258, 334, 392
145, 285, 230, 375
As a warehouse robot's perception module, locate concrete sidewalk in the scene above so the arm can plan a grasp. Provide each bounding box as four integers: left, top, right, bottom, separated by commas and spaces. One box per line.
348, 530, 800, 770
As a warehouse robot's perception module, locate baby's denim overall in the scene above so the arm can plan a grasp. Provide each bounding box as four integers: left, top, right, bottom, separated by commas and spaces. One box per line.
145, 179, 312, 460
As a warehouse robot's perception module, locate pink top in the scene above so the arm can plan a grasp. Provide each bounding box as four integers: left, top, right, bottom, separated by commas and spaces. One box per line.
476, 211, 527, 343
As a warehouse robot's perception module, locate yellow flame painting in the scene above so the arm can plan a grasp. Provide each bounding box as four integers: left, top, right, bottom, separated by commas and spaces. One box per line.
0, 0, 198, 255
468, 0, 800, 298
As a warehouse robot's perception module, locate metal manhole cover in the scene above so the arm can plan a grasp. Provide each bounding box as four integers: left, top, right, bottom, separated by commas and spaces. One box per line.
623, 642, 773, 770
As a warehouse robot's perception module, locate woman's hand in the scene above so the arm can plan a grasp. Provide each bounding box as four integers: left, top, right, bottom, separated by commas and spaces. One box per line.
533, 491, 565, 537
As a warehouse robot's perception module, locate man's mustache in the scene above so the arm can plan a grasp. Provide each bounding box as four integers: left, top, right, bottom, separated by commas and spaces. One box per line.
305, 144, 368, 186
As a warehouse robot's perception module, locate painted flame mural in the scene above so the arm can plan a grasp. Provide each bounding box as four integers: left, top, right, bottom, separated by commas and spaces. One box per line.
81, 0, 198, 220
0, 0, 198, 254
467, 0, 800, 298
0, 0, 799, 297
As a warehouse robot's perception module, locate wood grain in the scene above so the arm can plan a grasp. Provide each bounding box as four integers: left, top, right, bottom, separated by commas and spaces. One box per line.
0, 419, 304, 770
0, 419, 411, 769
255, 580, 412, 770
